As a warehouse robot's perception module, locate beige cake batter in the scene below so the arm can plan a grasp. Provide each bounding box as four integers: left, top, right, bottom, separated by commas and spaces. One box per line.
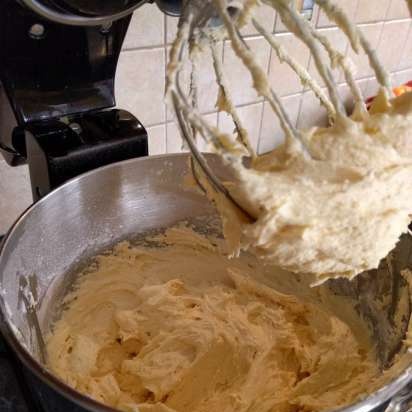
209, 92, 412, 284
167, 0, 412, 282
47, 226, 383, 412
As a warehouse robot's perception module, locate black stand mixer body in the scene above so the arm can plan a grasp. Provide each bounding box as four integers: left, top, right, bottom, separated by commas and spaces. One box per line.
0, 0, 180, 201
0, 2, 180, 411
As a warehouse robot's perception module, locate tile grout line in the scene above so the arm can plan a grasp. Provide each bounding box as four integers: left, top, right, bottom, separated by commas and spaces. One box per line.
257, 10, 277, 154
375, 20, 397, 87
120, 20, 412, 54
295, 3, 320, 131
216, 41, 226, 130
384, 0, 395, 22
164, 14, 169, 153
352, 0, 361, 24
118, 6, 412, 155
395, 20, 412, 72
145, 64, 412, 132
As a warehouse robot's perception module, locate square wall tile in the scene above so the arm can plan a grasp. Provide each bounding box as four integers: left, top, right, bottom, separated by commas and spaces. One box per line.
166, 113, 218, 153
147, 124, 167, 155
259, 94, 301, 154
355, 0, 391, 23
297, 89, 330, 129
337, 80, 369, 113
166, 122, 187, 154
274, 12, 288, 33
398, 23, 412, 70
275, 1, 320, 33
356, 77, 370, 97
166, 42, 223, 119
307, 27, 349, 86
167, 5, 276, 40
268, 32, 311, 97
298, 78, 369, 129
337, 83, 354, 113
123, 4, 164, 50
116, 48, 166, 127
377, 20, 410, 72
241, 3, 276, 36
317, 0, 358, 27
363, 75, 393, 99
393, 68, 412, 85
386, 0, 411, 20
218, 103, 264, 152
197, 113, 219, 152
0, 162, 32, 234
346, 23, 383, 80
223, 37, 271, 106
166, 16, 178, 44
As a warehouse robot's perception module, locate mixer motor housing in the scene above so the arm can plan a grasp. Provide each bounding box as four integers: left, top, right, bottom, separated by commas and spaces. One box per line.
0, 0, 181, 200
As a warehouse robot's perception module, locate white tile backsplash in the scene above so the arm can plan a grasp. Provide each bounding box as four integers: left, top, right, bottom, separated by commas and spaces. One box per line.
377, 20, 411, 72
346, 23, 384, 80
317, 0, 359, 27
166, 16, 178, 45
393, 68, 412, 84
387, 0, 411, 20
148, 124, 167, 155
166, 121, 186, 153
115, 48, 166, 126
355, 0, 391, 23
275, 2, 320, 33
122, 4, 164, 50
223, 37, 271, 106
363, 76, 383, 99
166, 42, 223, 119
103, 3, 412, 154
399, 22, 412, 70
240, 3, 277, 36
167, 113, 218, 153
0, 161, 32, 234
307, 27, 349, 86
218, 103, 263, 152
268, 32, 311, 97
259, 94, 302, 154
297, 88, 329, 129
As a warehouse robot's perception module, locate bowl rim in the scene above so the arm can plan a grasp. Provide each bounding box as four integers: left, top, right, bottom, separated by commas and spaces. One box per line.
0, 153, 411, 412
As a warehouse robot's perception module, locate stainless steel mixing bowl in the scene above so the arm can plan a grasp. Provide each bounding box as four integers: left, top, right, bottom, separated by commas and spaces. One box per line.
1, 153, 412, 412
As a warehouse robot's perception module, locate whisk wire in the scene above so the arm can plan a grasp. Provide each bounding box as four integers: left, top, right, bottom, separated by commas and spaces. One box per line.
214, 0, 312, 154
252, 18, 336, 120
309, 28, 366, 113
273, 1, 346, 117
209, 37, 256, 157
313, 0, 392, 96
167, 0, 396, 217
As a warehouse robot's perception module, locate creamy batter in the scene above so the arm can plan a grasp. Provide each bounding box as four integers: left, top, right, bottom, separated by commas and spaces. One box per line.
45, 1, 412, 410
166, 0, 412, 282
219, 92, 412, 283
47, 226, 383, 412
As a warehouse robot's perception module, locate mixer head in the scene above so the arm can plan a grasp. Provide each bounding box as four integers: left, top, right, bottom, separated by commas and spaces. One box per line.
20, 0, 181, 25
0, 0, 182, 197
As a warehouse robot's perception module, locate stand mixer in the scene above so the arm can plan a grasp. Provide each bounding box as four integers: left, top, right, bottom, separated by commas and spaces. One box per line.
0, 0, 180, 201
0, 1, 412, 412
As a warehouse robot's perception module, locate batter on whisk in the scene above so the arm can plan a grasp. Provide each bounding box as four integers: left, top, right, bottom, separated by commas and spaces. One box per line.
167, 0, 412, 283
226, 92, 412, 284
